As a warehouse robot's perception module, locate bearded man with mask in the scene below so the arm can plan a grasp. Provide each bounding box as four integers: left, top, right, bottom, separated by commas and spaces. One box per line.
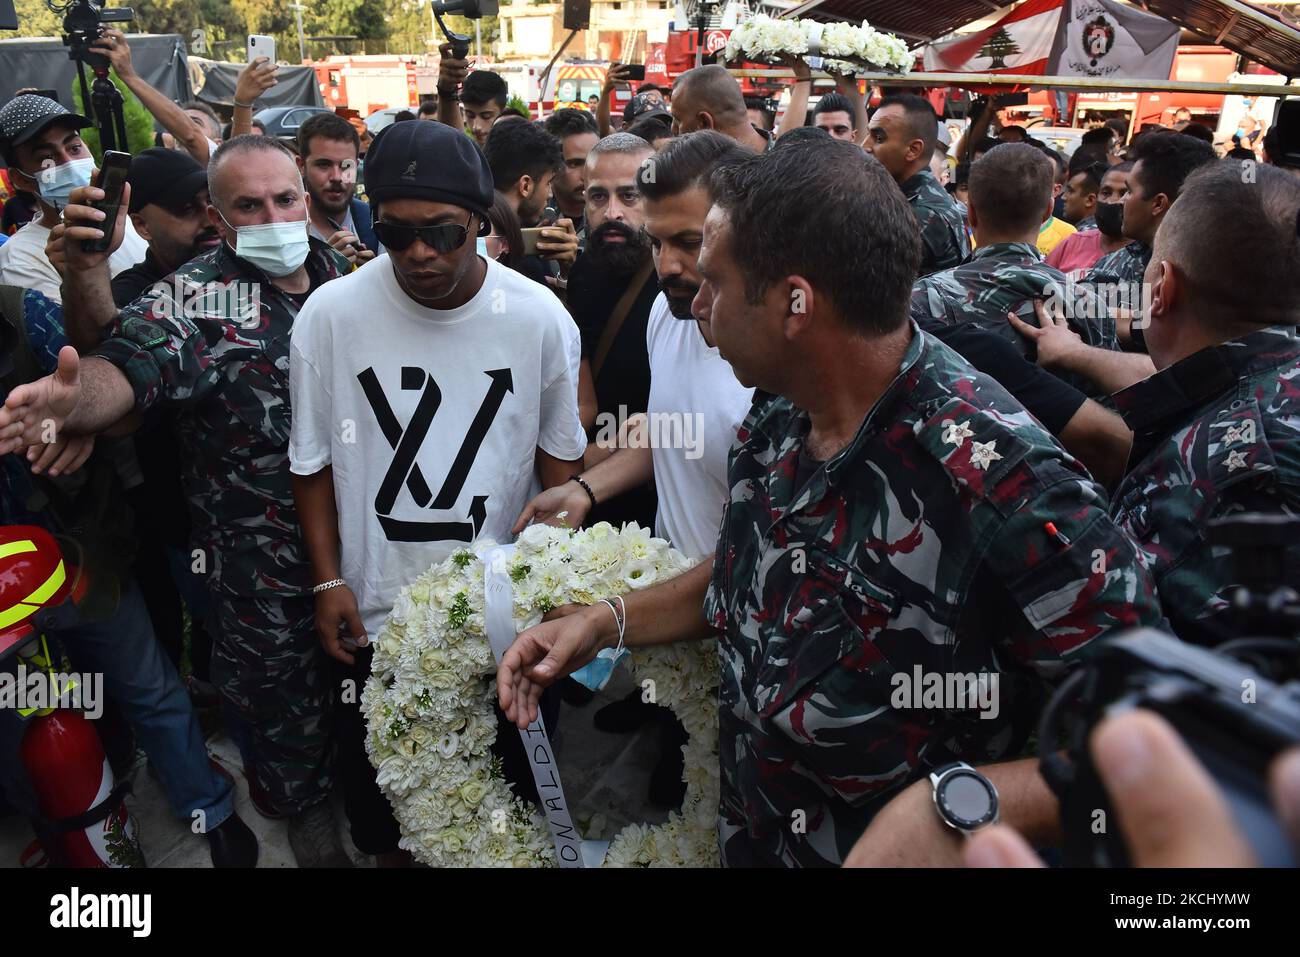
566, 132, 661, 529
0, 94, 147, 301
4, 134, 355, 867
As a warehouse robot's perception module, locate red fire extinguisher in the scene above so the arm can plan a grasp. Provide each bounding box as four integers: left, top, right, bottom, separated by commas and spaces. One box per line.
0, 526, 144, 868
21, 705, 141, 868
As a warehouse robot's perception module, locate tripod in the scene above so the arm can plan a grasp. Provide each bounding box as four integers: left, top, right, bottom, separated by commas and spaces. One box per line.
72, 53, 127, 154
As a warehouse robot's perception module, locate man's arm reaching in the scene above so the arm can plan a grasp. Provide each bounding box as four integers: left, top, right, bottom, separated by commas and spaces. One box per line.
0, 347, 136, 455
497, 559, 716, 728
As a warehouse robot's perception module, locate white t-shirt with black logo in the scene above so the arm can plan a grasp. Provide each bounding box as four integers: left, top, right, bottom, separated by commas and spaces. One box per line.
289, 254, 587, 640
645, 292, 754, 562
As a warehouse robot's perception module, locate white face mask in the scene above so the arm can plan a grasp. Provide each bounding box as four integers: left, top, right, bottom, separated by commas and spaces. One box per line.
36, 156, 95, 209
219, 213, 310, 277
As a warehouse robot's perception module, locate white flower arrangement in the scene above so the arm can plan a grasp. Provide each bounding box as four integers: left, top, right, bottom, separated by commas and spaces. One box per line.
723, 16, 913, 74
362, 522, 720, 867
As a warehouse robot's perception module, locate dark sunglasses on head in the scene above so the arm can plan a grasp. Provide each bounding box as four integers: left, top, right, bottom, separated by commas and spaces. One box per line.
373, 215, 475, 253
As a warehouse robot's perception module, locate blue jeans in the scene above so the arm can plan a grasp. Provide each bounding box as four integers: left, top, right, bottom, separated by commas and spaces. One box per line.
0, 583, 233, 832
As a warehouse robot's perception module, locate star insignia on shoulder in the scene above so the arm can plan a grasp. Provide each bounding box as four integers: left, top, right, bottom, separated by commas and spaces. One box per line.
1225, 450, 1249, 472
970, 440, 1003, 471
941, 419, 975, 446
1222, 421, 1257, 446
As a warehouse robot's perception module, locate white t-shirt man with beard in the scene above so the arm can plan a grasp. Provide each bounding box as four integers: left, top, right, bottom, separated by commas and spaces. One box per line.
515, 131, 754, 563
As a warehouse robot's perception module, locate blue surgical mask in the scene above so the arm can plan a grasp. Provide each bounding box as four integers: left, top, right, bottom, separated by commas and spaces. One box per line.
36, 156, 94, 209
569, 645, 631, 692
476, 237, 489, 257
219, 211, 310, 277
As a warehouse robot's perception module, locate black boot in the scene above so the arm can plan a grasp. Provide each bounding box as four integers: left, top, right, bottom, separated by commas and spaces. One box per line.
206, 812, 258, 867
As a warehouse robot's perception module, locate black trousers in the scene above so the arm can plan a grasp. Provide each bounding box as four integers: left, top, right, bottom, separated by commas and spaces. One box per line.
333, 646, 561, 855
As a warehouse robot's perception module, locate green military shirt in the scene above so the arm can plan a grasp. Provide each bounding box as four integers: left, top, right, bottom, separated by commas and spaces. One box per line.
909, 241, 1117, 357
1082, 239, 1151, 329
93, 238, 351, 598
899, 168, 970, 277
703, 321, 1161, 867
1111, 325, 1300, 646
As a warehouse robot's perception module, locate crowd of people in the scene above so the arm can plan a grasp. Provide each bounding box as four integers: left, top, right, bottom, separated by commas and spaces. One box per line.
0, 37, 1298, 870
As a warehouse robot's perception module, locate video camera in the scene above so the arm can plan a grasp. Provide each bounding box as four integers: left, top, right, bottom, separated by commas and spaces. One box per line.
1039, 513, 1300, 867
49, 0, 134, 70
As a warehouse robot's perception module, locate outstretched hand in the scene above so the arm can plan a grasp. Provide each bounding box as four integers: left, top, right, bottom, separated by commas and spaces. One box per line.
0, 346, 85, 456
497, 605, 608, 729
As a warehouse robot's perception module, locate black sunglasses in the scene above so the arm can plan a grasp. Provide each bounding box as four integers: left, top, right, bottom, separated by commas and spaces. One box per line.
373, 215, 474, 253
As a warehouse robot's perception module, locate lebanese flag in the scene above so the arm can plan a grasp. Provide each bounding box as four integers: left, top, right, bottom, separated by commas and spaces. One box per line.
923, 0, 1064, 75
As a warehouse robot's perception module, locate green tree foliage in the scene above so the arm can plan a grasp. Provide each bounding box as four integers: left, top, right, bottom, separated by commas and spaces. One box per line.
72, 71, 159, 162
11, 0, 500, 63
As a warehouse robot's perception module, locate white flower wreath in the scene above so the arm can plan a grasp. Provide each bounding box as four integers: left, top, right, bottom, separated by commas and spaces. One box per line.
723, 15, 914, 74
362, 522, 721, 867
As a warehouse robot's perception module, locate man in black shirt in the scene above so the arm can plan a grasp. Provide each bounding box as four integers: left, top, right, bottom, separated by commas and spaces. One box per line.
111, 148, 221, 308
566, 132, 660, 529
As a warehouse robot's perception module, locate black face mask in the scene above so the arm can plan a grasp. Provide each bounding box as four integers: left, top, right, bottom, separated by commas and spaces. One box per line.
1095, 201, 1124, 238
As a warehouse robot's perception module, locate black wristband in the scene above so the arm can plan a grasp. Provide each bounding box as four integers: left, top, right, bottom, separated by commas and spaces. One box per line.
570, 474, 597, 508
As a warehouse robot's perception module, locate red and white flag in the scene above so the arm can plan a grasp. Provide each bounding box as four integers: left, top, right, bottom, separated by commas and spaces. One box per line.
923, 0, 1064, 75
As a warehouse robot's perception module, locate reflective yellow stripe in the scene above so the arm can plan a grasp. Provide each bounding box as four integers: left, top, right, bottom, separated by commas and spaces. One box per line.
0, 540, 37, 561
0, 560, 66, 631
25, 559, 65, 606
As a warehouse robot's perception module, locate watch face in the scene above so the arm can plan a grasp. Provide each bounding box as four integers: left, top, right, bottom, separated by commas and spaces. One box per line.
940, 771, 997, 828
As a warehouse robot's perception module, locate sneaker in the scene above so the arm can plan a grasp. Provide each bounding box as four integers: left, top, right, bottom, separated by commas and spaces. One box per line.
287, 803, 353, 868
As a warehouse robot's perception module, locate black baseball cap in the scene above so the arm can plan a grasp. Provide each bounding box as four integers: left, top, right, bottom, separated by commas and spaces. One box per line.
0, 94, 89, 153
364, 119, 494, 220
127, 148, 209, 214
623, 92, 668, 125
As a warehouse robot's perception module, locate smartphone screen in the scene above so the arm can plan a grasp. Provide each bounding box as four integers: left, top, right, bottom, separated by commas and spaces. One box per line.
82, 151, 130, 254
624, 64, 647, 82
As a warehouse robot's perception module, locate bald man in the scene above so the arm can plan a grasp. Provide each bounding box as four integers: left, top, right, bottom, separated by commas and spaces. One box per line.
669, 65, 772, 154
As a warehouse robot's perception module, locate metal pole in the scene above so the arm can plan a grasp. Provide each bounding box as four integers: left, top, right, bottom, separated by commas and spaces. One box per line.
726, 68, 1300, 98
475, 19, 481, 58
290, 3, 307, 63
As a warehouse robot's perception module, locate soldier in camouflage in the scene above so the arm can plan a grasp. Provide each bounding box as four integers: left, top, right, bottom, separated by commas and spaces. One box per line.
495, 140, 1161, 867
1082, 131, 1215, 342
0, 136, 354, 866
911, 143, 1116, 361
866, 93, 970, 276
1110, 162, 1300, 647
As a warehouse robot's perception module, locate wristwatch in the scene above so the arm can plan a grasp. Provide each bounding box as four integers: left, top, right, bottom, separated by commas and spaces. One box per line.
929, 761, 999, 836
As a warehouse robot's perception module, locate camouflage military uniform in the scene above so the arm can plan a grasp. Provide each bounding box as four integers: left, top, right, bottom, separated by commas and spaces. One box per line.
909, 241, 1117, 357
899, 168, 970, 277
92, 238, 351, 814
1111, 326, 1300, 647
1082, 239, 1151, 327
703, 322, 1161, 867
1075, 215, 1097, 232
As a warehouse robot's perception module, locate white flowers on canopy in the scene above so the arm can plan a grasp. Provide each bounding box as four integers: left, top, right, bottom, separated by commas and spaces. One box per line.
723, 15, 914, 73
362, 522, 720, 867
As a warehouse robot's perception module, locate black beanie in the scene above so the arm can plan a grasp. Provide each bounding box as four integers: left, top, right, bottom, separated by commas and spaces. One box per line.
364, 119, 494, 220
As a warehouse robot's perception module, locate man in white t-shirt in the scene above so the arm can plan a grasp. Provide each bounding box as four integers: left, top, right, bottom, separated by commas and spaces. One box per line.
289, 119, 586, 864
515, 131, 754, 563
0, 94, 147, 302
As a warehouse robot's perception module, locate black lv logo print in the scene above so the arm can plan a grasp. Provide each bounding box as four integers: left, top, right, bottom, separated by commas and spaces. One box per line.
357, 366, 514, 542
